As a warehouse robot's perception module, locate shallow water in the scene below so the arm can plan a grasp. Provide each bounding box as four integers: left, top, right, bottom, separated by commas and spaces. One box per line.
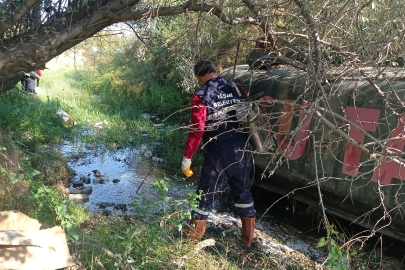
59, 138, 177, 213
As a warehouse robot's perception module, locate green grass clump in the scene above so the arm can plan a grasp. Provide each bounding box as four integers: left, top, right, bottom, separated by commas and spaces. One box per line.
0, 87, 73, 147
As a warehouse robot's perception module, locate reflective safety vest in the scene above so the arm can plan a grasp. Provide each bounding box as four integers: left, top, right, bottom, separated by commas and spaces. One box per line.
194, 77, 248, 145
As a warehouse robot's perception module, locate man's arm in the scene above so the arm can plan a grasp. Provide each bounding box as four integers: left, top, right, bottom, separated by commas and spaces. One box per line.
29, 71, 41, 80
184, 94, 207, 159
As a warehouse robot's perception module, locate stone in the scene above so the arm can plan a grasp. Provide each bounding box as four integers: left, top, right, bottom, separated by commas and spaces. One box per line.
66, 186, 92, 195
68, 194, 89, 203
56, 110, 74, 127
99, 177, 109, 184
139, 126, 148, 134
93, 176, 108, 184
114, 204, 127, 212
98, 202, 115, 209
141, 113, 150, 119
83, 177, 91, 184
152, 157, 165, 164
72, 181, 83, 188
79, 174, 91, 184
66, 188, 81, 194
79, 186, 93, 195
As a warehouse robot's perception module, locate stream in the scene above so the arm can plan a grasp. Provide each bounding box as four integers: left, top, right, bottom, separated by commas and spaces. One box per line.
58, 127, 404, 268
59, 136, 194, 214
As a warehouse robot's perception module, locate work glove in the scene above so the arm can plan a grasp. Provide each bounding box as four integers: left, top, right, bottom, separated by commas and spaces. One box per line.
181, 157, 193, 177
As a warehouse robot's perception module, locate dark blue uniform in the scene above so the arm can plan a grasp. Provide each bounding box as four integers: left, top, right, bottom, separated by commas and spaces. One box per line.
21, 75, 36, 94
191, 77, 255, 220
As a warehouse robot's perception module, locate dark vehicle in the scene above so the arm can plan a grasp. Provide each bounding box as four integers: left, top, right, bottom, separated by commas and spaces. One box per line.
220, 43, 405, 241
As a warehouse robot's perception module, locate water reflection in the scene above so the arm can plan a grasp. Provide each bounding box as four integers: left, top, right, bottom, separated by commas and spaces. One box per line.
60, 139, 166, 213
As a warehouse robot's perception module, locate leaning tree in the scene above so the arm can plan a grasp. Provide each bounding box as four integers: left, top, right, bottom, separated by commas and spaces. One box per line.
1, 0, 403, 93
0, 0, 256, 93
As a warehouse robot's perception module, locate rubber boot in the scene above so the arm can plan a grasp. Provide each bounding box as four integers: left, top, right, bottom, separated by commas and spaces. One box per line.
241, 217, 255, 247
186, 219, 207, 243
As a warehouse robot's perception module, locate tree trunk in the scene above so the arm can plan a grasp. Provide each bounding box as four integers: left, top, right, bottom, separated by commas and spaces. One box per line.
0, 0, 272, 94
0, 0, 203, 93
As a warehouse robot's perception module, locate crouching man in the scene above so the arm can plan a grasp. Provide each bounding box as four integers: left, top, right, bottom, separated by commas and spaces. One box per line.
21, 70, 41, 96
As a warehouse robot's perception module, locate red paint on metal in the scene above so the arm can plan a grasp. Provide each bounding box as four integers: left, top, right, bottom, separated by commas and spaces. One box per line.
277, 100, 312, 160
342, 106, 381, 176
371, 113, 405, 185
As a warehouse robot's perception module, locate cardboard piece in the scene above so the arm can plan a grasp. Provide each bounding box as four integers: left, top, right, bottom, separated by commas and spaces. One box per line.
0, 210, 75, 270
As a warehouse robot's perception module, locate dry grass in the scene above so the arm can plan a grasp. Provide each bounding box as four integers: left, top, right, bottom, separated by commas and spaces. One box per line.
0, 132, 20, 171
31, 150, 74, 187
0, 132, 31, 210
0, 132, 73, 211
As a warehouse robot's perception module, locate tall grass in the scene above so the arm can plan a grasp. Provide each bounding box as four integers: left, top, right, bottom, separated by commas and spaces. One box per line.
0, 86, 73, 147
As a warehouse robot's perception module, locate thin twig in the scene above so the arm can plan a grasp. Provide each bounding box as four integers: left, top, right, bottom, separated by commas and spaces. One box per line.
0, 152, 21, 170
312, 134, 329, 226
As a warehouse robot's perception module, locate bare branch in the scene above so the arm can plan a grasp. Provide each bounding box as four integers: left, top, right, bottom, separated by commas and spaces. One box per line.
312, 134, 329, 227
0, 0, 42, 34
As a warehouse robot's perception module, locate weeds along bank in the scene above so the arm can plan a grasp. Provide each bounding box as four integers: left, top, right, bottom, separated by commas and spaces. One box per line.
0, 51, 224, 267
0, 96, 83, 241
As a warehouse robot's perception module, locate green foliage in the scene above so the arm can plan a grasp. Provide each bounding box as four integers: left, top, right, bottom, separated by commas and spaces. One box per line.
3, 153, 80, 242
274, 232, 287, 245
9, 160, 41, 184
55, 38, 194, 169
0, 167, 6, 178
29, 182, 80, 242
317, 225, 349, 270
0, 145, 7, 178
188, 189, 202, 210
123, 177, 197, 267
75, 35, 191, 121
77, 177, 224, 269
127, 12, 260, 93
141, 83, 186, 116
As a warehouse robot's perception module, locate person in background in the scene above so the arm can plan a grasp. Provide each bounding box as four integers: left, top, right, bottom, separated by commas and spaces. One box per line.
21, 70, 41, 95
181, 60, 256, 247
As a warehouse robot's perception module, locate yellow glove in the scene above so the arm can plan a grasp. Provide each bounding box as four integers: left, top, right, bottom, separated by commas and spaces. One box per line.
181, 157, 193, 177
183, 166, 193, 177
